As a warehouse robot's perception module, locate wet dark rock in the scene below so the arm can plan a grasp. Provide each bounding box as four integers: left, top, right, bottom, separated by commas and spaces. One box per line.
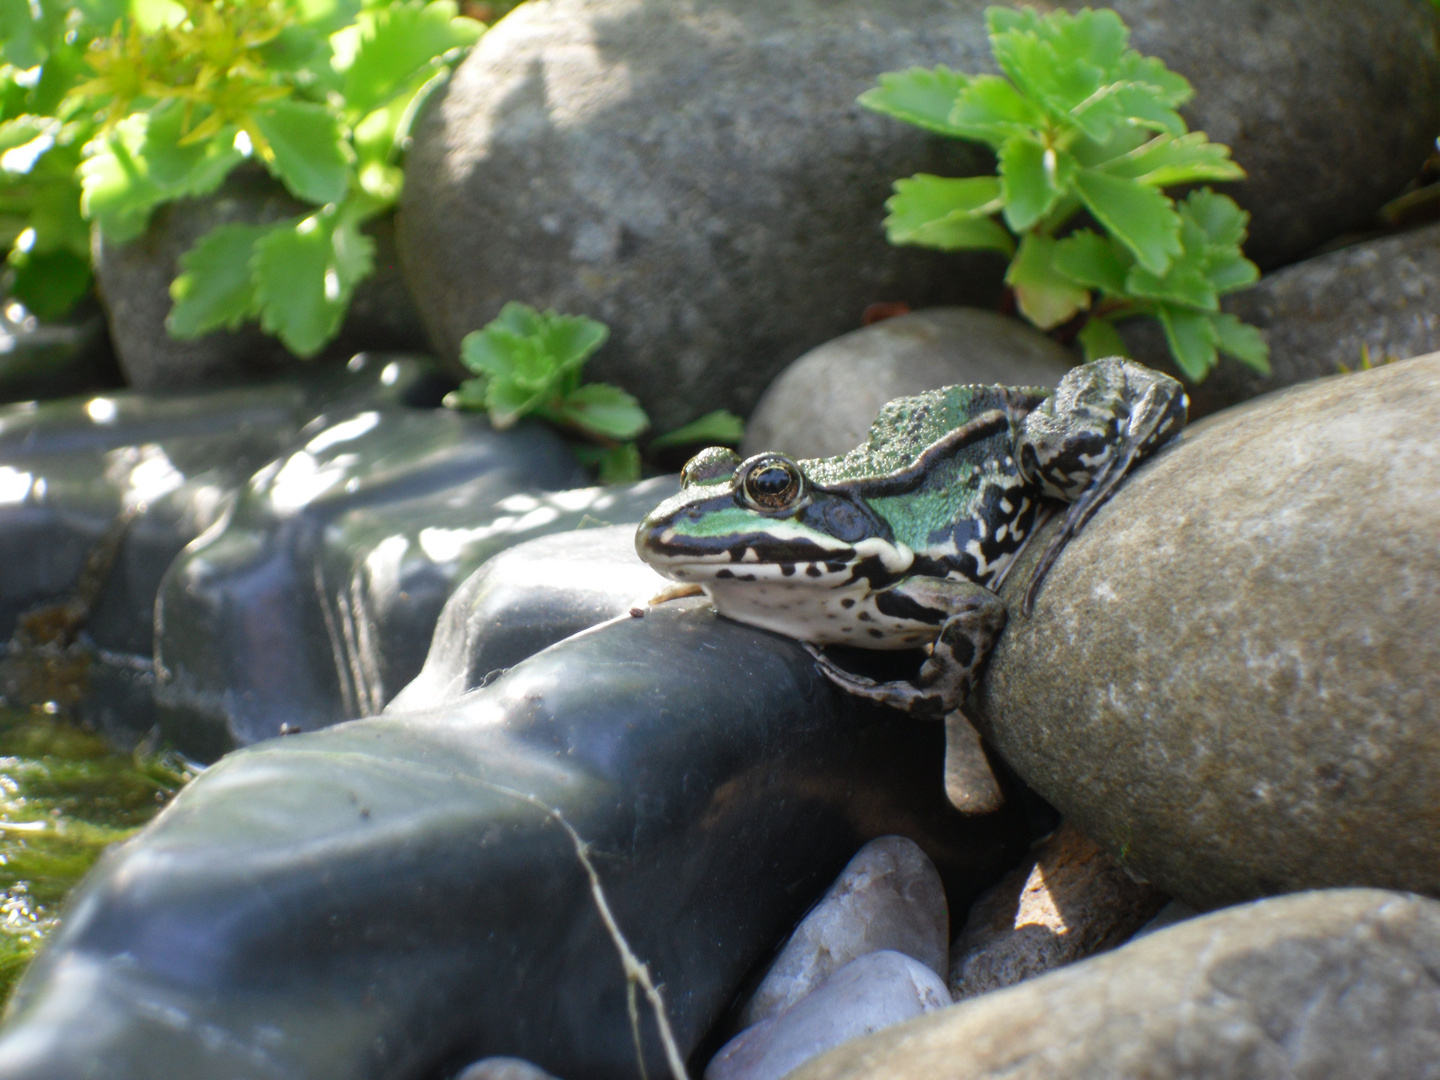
0, 600, 1028, 1080
398, 0, 1437, 430
0, 299, 122, 405
742, 310, 1075, 461
153, 407, 589, 756
1123, 221, 1440, 419
740, 836, 948, 1029
791, 889, 1440, 1080
949, 822, 1167, 1000
0, 356, 461, 741
388, 515, 676, 713
973, 353, 1440, 909
708, 951, 950, 1080
95, 166, 430, 391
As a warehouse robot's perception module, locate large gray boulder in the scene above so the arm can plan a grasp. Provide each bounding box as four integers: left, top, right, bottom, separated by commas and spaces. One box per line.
398, 0, 1440, 430
972, 353, 1440, 909
791, 889, 1440, 1080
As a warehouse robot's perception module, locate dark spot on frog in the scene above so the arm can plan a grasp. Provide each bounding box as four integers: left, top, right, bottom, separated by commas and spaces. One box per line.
841, 598, 855, 609
805, 565, 823, 578
857, 611, 873, 622
867, 628, 884, 639
738, 574, 756, 581
825, 561, 847, 574
781, 564, 795, 576
716, 568, 735, 579
951, 636, 975, 667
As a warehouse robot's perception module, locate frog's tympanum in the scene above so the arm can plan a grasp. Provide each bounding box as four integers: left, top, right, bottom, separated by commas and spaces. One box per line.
636, 358, 1185, 811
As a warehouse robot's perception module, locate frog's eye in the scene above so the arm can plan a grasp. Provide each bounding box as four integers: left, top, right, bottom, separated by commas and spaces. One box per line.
740, 455, 804, 511
680, 446, 742, 488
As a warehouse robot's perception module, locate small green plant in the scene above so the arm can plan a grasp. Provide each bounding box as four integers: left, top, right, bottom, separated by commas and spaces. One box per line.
446, 302, 744, 483
861, 5, 1269, 383
0, 0, 483, 354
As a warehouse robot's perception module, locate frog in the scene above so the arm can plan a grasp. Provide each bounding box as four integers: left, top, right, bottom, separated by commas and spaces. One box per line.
634, 357, 1186, 811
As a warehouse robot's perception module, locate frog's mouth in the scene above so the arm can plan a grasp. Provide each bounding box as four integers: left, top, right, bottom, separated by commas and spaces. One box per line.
638, 521, 914, 589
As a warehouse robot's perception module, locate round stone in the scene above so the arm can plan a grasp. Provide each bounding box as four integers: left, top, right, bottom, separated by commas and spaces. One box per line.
971, 352, 1440, 909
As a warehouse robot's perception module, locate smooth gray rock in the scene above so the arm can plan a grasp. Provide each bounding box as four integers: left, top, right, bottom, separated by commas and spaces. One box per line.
742, 309, 1075, 461
398, 0, 1439, 430
791, 889, 1440, 1080
972, 352, 1440, 909
95, 167, 430, 390
741, 837, 948, 1029
455, 1059, 560, 1080
708, 951, 951, 1080
0, 600, 1027, 1080
1123, 220, 1440, 420
387, 516, 675, 712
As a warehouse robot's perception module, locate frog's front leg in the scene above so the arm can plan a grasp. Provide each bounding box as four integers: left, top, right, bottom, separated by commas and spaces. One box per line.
1017, 357, 1187, 614
805, 576, 1006, 720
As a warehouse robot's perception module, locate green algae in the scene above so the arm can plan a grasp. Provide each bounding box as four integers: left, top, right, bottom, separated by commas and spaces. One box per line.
0, 707, 194, 1004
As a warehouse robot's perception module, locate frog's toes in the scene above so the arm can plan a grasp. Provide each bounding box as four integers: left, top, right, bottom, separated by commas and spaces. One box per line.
803, 643, 947, 719
944, 711, 1004, 814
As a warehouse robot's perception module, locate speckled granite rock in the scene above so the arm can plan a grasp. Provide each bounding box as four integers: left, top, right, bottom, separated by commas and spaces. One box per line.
972, 353, 1440, 909
741, 836, 948, 1028
742, 310, 1075, 461
398, 0, 1439, 429
790, 889, 1440, 1080
1123, 221, 1440, 419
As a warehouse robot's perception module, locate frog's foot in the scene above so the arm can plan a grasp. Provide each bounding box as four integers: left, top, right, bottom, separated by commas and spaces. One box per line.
805, 578, 1007, 721
944, 710, 1004, 814
1017, 358, 1187, 614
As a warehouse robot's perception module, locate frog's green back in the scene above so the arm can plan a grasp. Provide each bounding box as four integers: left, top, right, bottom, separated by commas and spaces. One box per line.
802, 383, 1050, 554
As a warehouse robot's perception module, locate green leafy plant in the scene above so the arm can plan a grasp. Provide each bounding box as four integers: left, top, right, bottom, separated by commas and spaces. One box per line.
860, 5, 1269, 382
447, 302, 744, 483
1, 0, 484, 354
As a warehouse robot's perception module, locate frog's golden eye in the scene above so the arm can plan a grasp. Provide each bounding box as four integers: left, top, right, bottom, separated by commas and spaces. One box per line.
741, 456, 803, 510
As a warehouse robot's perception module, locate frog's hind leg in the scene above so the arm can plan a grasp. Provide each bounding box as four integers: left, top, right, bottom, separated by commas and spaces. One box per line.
805, 576, 1006, 719
1017, 357, 1187, 614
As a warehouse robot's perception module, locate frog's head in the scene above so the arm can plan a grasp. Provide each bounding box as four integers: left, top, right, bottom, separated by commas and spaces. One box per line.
635, 446, 910, 590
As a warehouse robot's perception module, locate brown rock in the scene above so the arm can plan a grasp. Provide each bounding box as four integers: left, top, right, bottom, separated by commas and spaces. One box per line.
949, 821, 1167, 999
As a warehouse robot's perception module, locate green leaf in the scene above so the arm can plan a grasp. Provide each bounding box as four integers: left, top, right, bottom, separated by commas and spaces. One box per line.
167, 222, 272, 337
552, 381, 649, 441
999, 135, 1074, 232
7, 247, 90, 319
1211, 311, 1270, 374
1205, 250, 1259, 294
1179, 187, 1249, 249
1077, 316, 1130, 362
1103, 132, 1244, 187
1073, 169, 1180, 274
294, 0, 362, 34
1115, 52, 1193, 109
251, 211, 374, 355
1156, 303, 1217, 381
340, 0, 484, 117
883, 174, 1012, 255
0, 0, 44, 68
947, 75, 1045, 147
81, 105, 244, 243
485, 374, 550, 430
1051, 229, 1130, 294
584, 442, 642, 485
441, 377, 488, 412
649, 409, 745, 450
1006, 232, 1090, 330
253, 100, 352, 206
858, 66, 972, 137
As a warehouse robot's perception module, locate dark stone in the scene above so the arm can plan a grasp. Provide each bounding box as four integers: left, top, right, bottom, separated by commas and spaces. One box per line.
0, 298, 123, 405
94, 166, 432, 391
789, 889, 1440, 1080
398, 0, 1439, 431
1122, 221, 1440, 419
153, 407, 588, 756
0, 356, 463, 743
971, 353, 1440, 909
0, 601, 1029, 1080
388, 516, 677, 712
742, 309, 1076, 461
